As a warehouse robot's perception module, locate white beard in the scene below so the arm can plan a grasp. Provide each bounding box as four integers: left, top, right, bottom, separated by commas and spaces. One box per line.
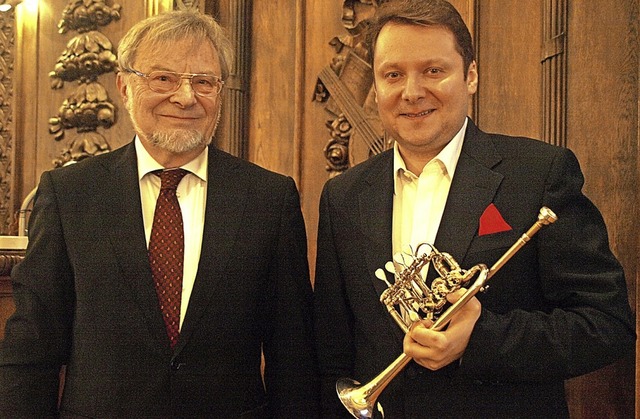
149, 129, 208, 154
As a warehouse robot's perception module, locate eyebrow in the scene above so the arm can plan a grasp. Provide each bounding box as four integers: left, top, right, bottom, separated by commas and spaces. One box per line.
143, 65, 219, 75
376, 56, 456, 70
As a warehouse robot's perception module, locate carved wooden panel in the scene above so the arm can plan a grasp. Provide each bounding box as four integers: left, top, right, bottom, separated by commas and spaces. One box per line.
0, 11, 17, 234
48, 1, 122, 167
312, 0, 384, 177
18, 3, 141, 208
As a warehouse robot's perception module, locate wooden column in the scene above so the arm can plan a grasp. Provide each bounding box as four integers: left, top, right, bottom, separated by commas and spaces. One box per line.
212, 0, 252, 159
541, 0, 567, 147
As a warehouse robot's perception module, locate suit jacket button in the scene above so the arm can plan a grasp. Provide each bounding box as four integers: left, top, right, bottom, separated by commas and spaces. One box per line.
170, 360, 185, 371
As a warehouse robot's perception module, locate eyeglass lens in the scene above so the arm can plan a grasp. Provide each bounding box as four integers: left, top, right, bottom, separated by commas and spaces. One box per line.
147, 72, 222, 96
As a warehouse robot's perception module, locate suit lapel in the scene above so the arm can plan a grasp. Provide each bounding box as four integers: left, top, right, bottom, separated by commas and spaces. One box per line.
96, 145, 250, 353
435, 121, 504, 263
175, 148, 246, 352
357, 132, 503, 284
356, 152, 406, 338
105, 142, 173, 351
359, 152, 395, 299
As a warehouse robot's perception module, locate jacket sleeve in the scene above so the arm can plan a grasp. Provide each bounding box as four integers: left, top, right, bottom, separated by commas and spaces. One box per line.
313, 181, 357, 418
459, 147, 635, 381
0, 171, 73, 416
261, 177, 320, 418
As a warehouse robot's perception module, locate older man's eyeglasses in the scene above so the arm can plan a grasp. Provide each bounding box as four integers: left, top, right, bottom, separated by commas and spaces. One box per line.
124, 68, 225, 97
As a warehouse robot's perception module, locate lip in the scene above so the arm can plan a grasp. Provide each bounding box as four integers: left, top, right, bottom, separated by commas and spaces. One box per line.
399, 109, 435, 119
160, 114, 201, 121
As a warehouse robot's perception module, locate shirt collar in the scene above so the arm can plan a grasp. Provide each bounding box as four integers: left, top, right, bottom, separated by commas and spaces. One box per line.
135, 136, 208, 182
393, 117, 468, 193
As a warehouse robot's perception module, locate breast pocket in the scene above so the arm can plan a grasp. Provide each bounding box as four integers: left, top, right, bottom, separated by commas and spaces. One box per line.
465, 229, 523, 267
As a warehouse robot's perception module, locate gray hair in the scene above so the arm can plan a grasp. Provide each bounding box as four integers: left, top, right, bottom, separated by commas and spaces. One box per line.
117, 10, 234, 80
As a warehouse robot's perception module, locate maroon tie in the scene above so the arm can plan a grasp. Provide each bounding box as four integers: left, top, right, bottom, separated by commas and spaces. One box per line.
149, 168, 188, 349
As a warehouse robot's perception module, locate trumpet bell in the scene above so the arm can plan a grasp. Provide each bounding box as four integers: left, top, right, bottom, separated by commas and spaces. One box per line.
336, 377, 384, 418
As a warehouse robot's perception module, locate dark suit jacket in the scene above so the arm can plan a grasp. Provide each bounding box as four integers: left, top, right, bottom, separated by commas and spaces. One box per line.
314, 120, 635, 418
0, 143, 319, 418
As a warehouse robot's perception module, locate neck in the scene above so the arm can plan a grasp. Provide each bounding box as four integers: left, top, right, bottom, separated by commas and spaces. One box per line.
398, 146, 440, 175
141, 140, 206, 169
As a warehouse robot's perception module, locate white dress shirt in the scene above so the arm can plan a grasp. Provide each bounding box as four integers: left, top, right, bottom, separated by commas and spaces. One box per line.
136, 137, 208, 329
392, 118, 468, 260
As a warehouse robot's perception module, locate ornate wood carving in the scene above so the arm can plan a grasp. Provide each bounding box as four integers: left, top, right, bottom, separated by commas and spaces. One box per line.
146, 0, 205, 15
0, 253, 23, 277
541, 0, 567, 147
48, 0, 122, 167
0, 10, 16, 234
0, 248, 23, 339
313, 0, 389, 177
0, 270, 16, 339
174, 0, 201, 10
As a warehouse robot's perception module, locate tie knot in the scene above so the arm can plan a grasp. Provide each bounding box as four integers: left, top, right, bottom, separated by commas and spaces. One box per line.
156, 168, 188, 190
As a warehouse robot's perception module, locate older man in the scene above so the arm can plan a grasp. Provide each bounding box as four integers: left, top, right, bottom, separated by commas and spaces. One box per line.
0, 10, 318, 418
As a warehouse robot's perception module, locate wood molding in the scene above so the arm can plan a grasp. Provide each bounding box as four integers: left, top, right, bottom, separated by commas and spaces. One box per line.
0, 253, 24, 277
541, 0, 568, 147
293, 0, 305, 184
0, 275, 15, 339
0, 250, 23, 339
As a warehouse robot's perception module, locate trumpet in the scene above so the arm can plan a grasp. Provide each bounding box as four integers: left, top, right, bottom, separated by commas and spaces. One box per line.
337, 206, 558, 418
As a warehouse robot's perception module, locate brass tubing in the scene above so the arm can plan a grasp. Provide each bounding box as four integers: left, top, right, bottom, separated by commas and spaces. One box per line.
336, 207, 557, 418
488, 207, 557, 278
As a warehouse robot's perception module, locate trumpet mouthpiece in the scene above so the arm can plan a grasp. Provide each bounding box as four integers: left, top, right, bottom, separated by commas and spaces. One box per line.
539, 206, 558, 225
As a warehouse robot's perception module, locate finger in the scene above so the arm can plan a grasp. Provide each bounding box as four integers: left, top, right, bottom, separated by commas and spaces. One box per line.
403, 331, 450, 370
410, 322, 445, 347
418, 318, 434, 329
404, 330, 434, 359
446, 287, 468, 303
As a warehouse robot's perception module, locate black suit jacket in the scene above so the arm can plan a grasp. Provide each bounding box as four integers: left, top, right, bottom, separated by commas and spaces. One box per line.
0, 142, 319, 418
314, 120, 634, 418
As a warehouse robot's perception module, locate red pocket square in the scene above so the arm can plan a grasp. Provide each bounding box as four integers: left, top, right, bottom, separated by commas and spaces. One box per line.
479, 203, 512, 236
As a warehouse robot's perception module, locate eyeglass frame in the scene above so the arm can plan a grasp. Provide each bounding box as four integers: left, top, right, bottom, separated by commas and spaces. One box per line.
123, 68, 225, 97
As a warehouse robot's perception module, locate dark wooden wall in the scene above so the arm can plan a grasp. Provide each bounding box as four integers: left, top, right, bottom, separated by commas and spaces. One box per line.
472, 2, 638, 418
1, 1, 637, 417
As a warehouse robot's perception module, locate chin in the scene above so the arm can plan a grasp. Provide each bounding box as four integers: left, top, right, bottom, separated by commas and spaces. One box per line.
151, 129, 207, 153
